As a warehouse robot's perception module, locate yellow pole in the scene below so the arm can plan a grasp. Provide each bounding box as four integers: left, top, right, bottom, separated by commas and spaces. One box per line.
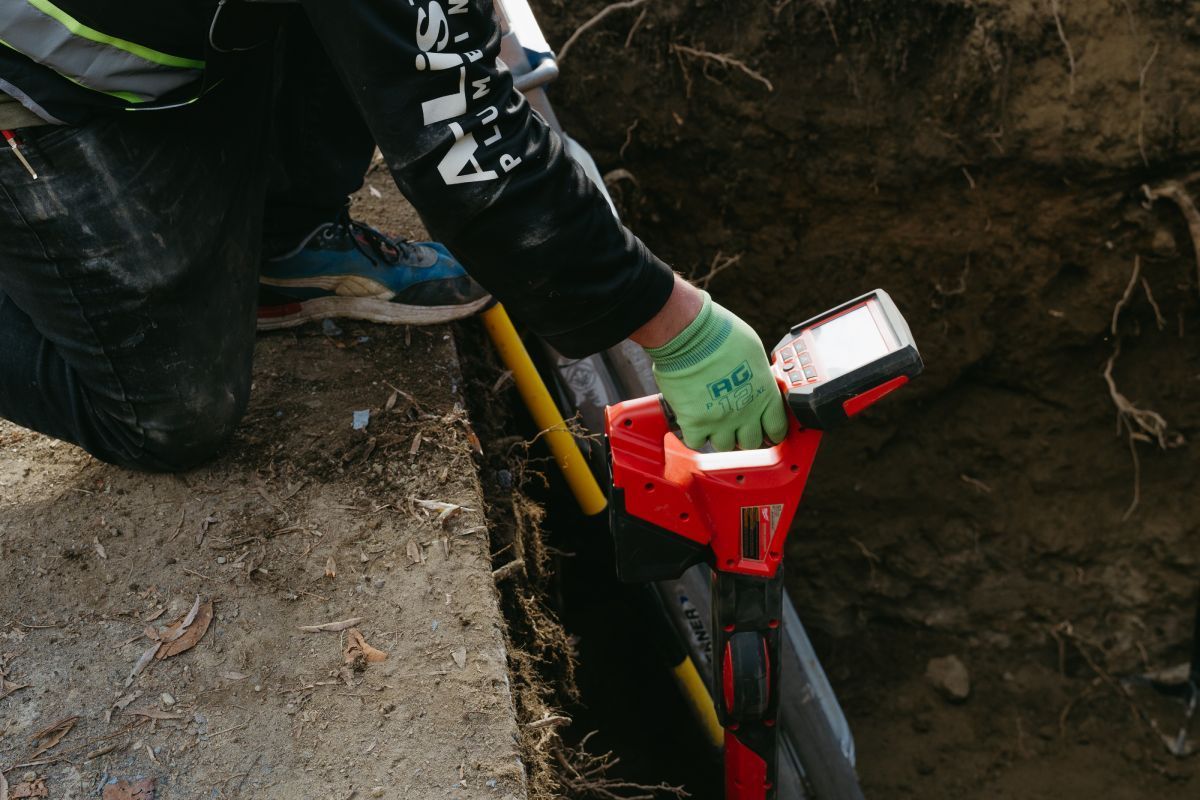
671, 657, 725, 749
481, 304, 608, 516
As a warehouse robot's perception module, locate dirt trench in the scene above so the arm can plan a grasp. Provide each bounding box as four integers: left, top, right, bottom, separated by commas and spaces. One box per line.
533, 0, 1200, 796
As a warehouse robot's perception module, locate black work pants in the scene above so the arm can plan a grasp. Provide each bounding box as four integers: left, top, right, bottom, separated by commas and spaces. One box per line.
0, 20, 374, 472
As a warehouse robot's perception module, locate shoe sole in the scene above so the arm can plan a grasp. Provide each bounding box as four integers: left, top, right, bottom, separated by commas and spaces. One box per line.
256, 294, 492, 331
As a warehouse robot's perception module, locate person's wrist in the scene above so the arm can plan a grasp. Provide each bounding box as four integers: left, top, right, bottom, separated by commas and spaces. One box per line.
629, 274, 705, 349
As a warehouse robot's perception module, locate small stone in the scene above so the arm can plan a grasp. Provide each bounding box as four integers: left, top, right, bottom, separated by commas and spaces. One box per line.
160, 692, 176, 707
370, 788, 385, 798
254, 684, 262, 693
925, 655, 970, 702
216, 556, 227, 565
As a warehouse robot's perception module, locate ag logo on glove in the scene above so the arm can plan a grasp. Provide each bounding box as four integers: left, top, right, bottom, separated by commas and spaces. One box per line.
707, 361, 756, 412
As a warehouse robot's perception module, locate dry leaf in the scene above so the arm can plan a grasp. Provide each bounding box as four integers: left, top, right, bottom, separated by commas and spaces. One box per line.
406, 540, 424, 565
324, 555, 337, 579
343, 628, 388, 666
157, 596, 202, 644
221, 671, 248, 681
101, 777, 155, 800
384, 390, 399, 412
127, 707, 185, 721
126, 642, 161, 687
451, 647, 467, 669
106, 691, 140, 723
29, 715, 77, 759
157, 600, 213, 659
179, 595, 202, 627
9, 776, 48, 799
298, 617, 362, 633
413, 499, 472, 525
93, 537, 107, 560
142, 608, 165, 623
409, 431, 422, 455
1, 677, 29, 701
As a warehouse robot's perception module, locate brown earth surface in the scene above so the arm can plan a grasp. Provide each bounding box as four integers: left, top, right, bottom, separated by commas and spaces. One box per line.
0, 192, 525, 799
536, 0, 1200, 797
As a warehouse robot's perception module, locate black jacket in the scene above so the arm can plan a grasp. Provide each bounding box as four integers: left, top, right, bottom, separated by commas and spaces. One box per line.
0, 0, 675, 357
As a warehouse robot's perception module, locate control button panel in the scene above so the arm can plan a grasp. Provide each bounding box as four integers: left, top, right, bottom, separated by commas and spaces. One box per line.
772, 337, 820, 385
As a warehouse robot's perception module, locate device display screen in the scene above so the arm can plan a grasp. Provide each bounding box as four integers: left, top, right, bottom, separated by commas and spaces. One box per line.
809, 305, 891, 380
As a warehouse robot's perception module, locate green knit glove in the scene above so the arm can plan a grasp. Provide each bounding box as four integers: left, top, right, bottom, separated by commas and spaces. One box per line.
646, 293, 790, 452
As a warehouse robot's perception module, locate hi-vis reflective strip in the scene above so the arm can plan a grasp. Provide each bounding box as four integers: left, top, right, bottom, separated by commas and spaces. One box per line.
0, 0, 204, 102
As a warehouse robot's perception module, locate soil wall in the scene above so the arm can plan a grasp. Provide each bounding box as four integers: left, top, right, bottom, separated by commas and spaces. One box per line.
536, 0, 1200, 794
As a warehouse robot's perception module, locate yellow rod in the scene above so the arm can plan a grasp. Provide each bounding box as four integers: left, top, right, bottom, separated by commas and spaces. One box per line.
481, 304, 608, 516
671, 657, 725, 749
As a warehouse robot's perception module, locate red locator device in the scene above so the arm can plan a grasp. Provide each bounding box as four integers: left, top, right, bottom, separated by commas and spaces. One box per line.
606, 289, 922, 800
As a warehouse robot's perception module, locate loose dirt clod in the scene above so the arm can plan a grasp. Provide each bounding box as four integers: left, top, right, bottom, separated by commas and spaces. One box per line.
926, 656, 971, 703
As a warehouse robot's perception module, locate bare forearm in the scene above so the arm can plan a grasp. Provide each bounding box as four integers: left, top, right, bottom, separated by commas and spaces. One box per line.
629, 274, 705, 349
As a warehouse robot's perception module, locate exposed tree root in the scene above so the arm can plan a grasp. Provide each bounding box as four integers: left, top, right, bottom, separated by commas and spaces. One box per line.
670, 44, 774, 92
691, 250, 744, 290
1142, 176, 1200, 299
1051, 621, 1183, 755
558, 0, 648, 64
1103, 256, 1184, 520
555, 732, 690, 800
1048, 0, 1077, 97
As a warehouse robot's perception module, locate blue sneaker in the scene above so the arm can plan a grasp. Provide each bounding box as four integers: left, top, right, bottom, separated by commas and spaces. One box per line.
257, 216, 491, 331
